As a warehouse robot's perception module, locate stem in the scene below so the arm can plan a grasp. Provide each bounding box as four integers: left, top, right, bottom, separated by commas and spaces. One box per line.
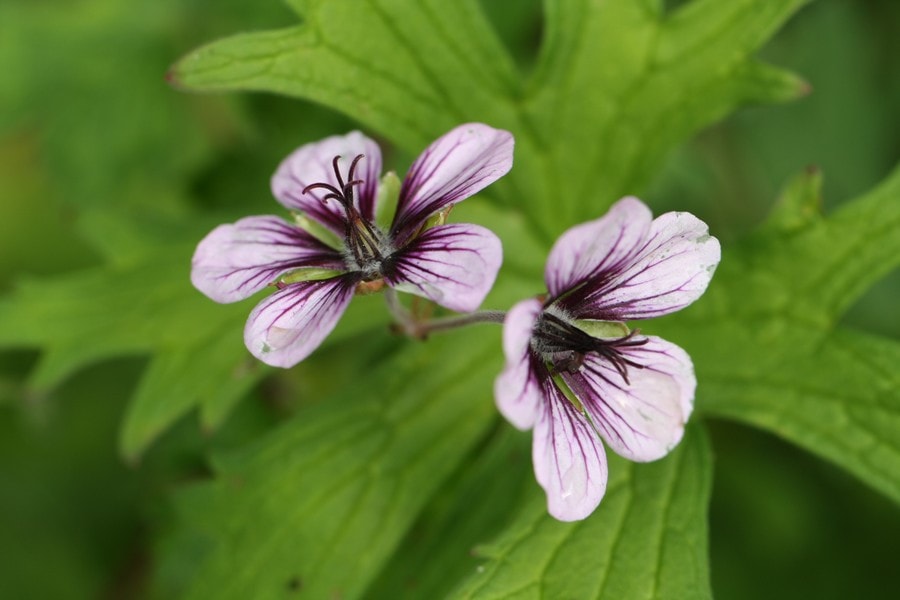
384, 288, 418, 337
383, 288, 506, 339
415, 310, 506, 337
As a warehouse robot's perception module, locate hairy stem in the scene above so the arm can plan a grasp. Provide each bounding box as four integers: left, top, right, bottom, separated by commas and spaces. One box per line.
415, 310, 506, 337
384, 289, 506, 339
384, 288, 418, 337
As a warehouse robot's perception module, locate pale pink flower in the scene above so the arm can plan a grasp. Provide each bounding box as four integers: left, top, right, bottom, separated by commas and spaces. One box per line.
495, 197, 721, 520
192, 124, 513, 367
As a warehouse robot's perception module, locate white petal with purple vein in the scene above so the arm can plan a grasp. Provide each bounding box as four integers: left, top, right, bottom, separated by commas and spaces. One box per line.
544, 197, 652, 298
191, 216, 344, 304
243, 277, 356, 368
562, 336, 695, 462
391, 123, 514, 242
387, 223, 502, 312
494, 298, 544, 430
576, 209, 721, 320
271, 132, 382, 232
532, 382, 608, 521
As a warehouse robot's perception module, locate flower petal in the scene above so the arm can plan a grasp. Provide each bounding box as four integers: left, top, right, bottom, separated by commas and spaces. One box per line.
494, 298, 544, 430
545, 197, 652, 299
386, 223, 502, 312
532, 380, 608, 521
191, 216, 345, 303
243, 276, 357, 368
562, 336, 695, 462
561, 205, 721, 320
271, 132, 382, 232
390, 123, 514, 243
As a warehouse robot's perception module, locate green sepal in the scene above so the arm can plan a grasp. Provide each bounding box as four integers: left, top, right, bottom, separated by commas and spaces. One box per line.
278, 267, 344, 285
292, 211, 344, 250
573, 319, 630, 339
423, 206, 453, 232
549, 371, 585, 413
375, 171, 401, 230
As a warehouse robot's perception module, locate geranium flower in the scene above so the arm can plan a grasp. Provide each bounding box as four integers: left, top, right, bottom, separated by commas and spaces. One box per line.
191, 123, 513, 367
494, 197, 721, 520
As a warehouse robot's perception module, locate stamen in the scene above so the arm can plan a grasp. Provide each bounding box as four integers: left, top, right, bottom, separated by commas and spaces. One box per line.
346, 154, 364, 184
301, 154, 366, 209
302, 181, 344, 201
534, 312, 646, 385
300, 154, 388, 272
332, 156, 346, 190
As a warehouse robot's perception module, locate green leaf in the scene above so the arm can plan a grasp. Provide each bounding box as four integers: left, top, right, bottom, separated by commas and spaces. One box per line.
169, 0, 519, 151
159, 330, 502, 599
0, 247, 258, 457
519, 0, 810, 235
171, 0, 810, 240
118, 326, 262, 463
0, 240, 389, 460
449, 425, 712, 600
364, 426, 534, 599
656, 163, 900, 503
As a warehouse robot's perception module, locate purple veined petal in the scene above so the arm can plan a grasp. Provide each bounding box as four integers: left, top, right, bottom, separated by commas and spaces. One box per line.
545, 197, 652, 300
271, 132, 383, 233
191, 216, 346, 303
385, 223, 502, 312
564, 208, 721, 320
532, 379, 608, 521
561, 336, 696, 463
243, 275, 358, 368
390, 123, 514, 244
494, 298, 544, 430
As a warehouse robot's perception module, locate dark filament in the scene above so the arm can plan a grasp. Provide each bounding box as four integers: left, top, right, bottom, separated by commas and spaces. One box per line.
535, 312, 647, 384
303, 154, 385, 270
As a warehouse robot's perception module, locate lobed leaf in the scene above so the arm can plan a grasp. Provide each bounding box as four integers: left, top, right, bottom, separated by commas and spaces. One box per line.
363, 426, 534, 599
0, 242, 389, 460
171, 0, 811, 240
656, 164, 900, 503
170, 0, 519, 152
449, 426, 712, 600
162, 331, 502, 599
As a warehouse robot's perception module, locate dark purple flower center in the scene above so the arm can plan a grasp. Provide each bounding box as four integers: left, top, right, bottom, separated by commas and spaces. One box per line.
532, 310, 647, 383
303, 154, 394, 280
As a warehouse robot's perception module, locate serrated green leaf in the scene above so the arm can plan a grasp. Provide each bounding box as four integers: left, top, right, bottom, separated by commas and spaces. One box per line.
450, 425, 712, 600
171, 0, 810, 240
161, 331, 502, 599
656, 163, 900, 503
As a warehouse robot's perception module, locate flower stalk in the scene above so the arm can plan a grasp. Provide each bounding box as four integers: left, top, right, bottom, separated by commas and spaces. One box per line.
385, 287, 505, 339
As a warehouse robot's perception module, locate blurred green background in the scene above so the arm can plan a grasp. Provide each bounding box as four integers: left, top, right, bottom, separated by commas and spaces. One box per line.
1, 0, 898, 598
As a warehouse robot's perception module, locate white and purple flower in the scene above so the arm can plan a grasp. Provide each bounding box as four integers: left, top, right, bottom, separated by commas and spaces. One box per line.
494, 197, 721, 521
191, 123, 513, 367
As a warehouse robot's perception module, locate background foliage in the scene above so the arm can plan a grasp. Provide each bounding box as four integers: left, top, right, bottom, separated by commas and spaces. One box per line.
1, 0, 898, 598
